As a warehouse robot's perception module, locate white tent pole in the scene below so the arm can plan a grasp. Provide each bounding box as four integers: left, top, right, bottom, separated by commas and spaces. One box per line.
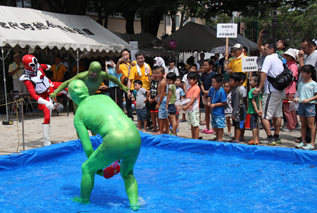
76, 49, 79, 75
1, 46, 11, 122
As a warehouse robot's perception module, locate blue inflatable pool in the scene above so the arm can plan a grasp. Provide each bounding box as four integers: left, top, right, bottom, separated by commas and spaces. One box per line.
0, 132, 317, 212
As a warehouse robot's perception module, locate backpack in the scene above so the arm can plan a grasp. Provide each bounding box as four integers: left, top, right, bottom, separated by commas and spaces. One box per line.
267, 64, 293, 91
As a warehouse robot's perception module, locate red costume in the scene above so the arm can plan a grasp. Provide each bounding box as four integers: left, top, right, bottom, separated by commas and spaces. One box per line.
20, 54, 67, 146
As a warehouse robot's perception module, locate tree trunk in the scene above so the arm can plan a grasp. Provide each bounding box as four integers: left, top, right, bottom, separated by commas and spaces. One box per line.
171, 14, 176, 34
141, 11, 163, 37
123, 10, 136, 34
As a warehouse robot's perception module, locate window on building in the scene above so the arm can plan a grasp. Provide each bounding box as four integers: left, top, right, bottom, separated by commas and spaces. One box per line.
191, 17, 195, 22
166, 15, 170, 26
184, 18, 189, 25
176, 15, 180, 27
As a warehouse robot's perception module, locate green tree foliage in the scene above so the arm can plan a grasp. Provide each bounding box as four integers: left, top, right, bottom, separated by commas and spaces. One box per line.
241, 1, 317, 48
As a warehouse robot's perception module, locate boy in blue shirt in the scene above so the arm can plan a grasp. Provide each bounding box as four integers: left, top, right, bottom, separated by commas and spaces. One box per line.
207, 74, 227, 141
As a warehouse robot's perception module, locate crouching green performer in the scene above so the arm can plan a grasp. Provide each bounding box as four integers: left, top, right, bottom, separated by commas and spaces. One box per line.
69, 79, 141, 210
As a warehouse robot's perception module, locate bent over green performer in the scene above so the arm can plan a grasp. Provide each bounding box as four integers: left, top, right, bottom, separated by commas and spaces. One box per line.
68, 79, 141, 210
50, 61, 129, 110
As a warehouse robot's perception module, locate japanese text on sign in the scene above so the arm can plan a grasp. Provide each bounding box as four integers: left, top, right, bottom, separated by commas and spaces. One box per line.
217, 24, 238, 38
242, 56, 258, 72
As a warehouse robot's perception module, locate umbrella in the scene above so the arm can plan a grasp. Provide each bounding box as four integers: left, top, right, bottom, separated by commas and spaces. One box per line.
210, 46, 231, 54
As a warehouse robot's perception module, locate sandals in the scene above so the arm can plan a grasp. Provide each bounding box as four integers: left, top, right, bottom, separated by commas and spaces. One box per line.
295, 137, 302, 143
224, 132, 232, 136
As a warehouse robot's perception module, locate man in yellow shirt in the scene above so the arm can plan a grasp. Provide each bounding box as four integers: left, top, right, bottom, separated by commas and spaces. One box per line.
50, 56, 67, 82
224, 43, 248, 87
128, 51, 152, 93
71, 59, 85, 77
115, 49, 135, 120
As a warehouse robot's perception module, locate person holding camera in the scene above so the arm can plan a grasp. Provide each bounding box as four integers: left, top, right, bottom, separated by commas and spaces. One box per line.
106, 60, 123, 110
9, 53, 27, 93
115, 49, 135, 120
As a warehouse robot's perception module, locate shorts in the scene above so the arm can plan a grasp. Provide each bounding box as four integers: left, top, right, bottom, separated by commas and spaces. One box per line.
202, 96, 209, 105
298, 103, 316, 117
211, 116, 225, 129
250, 114, 258, 129
262, 91, 284, 120
233, 119, 245, 129
148, 100, 157, 111
168, 104, 177, 115
187, 108, 200, 127
158, 96, 168, 119
136, 108, 147, 121
225, 113, 232, 118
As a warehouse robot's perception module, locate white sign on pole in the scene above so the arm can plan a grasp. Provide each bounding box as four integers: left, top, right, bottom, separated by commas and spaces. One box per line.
129, 41, 138, 50
217, 24, 238, 38
242, 56, 258, 72
129, 41, 138, 61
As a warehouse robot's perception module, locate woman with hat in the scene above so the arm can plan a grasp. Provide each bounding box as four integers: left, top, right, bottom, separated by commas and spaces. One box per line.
282, 48, 298, 131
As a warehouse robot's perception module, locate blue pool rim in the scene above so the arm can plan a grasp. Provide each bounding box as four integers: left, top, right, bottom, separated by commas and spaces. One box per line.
1, 132, 317, 171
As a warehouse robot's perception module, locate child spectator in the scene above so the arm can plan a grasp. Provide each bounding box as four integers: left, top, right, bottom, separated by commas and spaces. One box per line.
229, 73, 244, 143
148, 66, 161, 132
175, 77, 185, 131
166, 72, 177, 135
295, 65, 317, 150
201, 60, 216, 134
238, 72, 247, 141
155, 66, 169, 135
207, 74, 227, 141
183, 72, 201, 139
247, 74, 263, 145
223, 80, 233, 136
134, 80, 148, 131
181, 64, 197, 122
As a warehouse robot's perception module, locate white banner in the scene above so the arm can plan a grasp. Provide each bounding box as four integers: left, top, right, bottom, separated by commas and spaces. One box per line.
217, 24, 238, 38
242, 56, 258, 72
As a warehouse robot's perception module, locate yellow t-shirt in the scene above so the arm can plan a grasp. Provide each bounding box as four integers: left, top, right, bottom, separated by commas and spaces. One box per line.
129, 64, 152, 90
51, 64, 67, 82
8, 62, 24, 79
228, 55, 248, 87
72, 65, 85, 75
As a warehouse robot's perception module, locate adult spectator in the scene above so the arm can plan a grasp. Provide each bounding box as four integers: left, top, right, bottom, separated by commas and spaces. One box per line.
105, 60, 123, 110
256, 30, 267, 73
298, 38, 317, 83
8, 53, 27, 93
253, 40, 284, 145
50, 56, 67, 82
224, 43, 248, 87
198, 53, 205, 67
243, 47, 248, 56
72, 59, 85, 77
115, 49, 135, 120
281, 49, 298, 132
166, 56, 179, 76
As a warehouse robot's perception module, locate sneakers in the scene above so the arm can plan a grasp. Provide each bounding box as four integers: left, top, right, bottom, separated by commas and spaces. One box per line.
261, 137, 276, 145
248, 139, 259, 145
281, 128, 290, 132
303, 144, 315, 150
295, 142, 304, 149
205, 129, 214, 134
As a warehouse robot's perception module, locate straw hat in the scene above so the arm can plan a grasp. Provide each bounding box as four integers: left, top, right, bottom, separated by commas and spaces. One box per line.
13, 53, 20, 58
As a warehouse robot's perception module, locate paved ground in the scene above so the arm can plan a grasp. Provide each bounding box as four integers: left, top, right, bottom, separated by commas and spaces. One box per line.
0, 110, 306, 154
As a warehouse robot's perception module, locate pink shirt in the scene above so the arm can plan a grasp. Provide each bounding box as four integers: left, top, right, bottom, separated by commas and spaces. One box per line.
285, 60, 298, 94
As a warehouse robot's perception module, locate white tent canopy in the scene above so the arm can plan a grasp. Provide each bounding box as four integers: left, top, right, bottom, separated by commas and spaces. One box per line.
0, 6, 130, 123
0, 6, 129, 52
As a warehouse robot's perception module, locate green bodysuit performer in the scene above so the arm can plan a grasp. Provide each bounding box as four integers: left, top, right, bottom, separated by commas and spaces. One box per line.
68, 79, 141, 210
50, 61, 129, 110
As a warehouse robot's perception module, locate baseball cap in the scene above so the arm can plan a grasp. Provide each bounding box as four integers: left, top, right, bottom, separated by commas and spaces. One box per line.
232, 43, 243, 50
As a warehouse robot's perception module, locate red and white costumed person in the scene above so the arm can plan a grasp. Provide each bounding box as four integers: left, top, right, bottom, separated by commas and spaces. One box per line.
20, 54, 66, 146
